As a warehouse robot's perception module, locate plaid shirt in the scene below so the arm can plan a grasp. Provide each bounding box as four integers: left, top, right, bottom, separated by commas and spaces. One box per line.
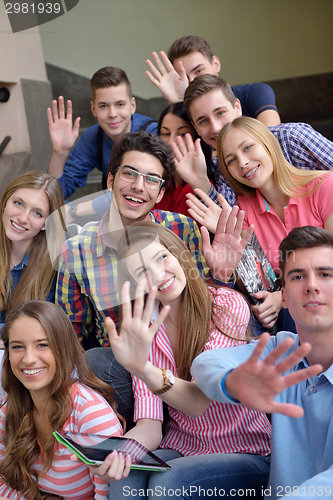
208, 122, 333, 205
56, 210, 208, 346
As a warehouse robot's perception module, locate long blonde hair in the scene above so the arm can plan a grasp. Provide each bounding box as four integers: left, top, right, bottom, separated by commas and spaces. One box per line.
117, 221, 247, 381
0, 300, 121, 500
217, 117, 329, 198
0, 171, 66, 314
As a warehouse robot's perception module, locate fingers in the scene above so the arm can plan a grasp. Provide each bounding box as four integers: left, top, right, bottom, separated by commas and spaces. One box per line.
145, 69, 159, 87
105, 316, 118, 346
96, 450, 131, 481
200, 226, 211, 254
159, 50, 174, 72
120, 281, 132, 318
246, 332, 271, 365
175, 60, 188, 81
268, 341, 312, 376
193, 188, 214, 207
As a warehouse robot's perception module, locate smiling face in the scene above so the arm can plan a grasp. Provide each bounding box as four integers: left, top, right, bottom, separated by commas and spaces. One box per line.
125, 239, 186, 308
189, 89, 241, 149
8, 316, 57, 399
173, 51, 220, 82
222, 127, 274, 191
160, 113, 196, 144
282, 246, 333, 338
108, 150, 165, 225
91, 84, 136, 142
3, 187, 50, 248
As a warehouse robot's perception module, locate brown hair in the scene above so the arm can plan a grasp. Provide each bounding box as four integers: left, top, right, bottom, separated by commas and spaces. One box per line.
184, 75, 237, 120
109, 130, 175, 190
90, 66, 132, 101
117, 221, 248, 381
0, 171, 66, 316
218, 117, 329, 198
279, 226, 333, 286
0, 300, 121, 500
168, 35, 214, 65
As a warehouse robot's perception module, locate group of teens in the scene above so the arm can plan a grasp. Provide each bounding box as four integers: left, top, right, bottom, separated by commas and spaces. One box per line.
0, 34, 333, 500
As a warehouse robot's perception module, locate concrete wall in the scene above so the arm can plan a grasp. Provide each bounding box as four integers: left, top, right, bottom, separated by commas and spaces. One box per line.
40, 0, 333, 99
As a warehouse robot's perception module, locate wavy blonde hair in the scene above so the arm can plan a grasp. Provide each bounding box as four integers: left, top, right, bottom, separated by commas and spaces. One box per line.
0, 171, 66, 315
117, 221, 248, 381
217, 117, 329, 198
0, 300, 121, 500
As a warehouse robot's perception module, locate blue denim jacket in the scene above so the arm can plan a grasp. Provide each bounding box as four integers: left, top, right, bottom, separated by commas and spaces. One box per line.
0, 254, 55, 330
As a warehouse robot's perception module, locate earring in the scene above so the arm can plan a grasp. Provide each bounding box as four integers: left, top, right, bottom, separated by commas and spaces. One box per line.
41, 227, 46, 231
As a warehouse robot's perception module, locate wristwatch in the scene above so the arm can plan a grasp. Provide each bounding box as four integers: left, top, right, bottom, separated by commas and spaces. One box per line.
149, 368, 175, 395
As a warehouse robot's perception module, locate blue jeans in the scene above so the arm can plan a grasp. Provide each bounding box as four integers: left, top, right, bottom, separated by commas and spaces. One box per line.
85, 347, 135, 431
109, 449, 271, 499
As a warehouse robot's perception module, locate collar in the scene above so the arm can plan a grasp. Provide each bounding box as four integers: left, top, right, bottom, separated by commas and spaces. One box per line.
254, 191, 297, 215
298, 357, 333, 386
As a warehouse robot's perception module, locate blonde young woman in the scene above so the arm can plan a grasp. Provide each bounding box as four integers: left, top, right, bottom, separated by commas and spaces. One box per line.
0, 171, 66, 330
186, 117, 333, 330
105, 221, 271, 500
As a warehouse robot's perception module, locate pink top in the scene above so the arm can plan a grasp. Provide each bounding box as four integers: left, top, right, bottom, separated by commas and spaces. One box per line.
0, 382, 122, 500
132, 287, 271, 457
237, 173, 333, 273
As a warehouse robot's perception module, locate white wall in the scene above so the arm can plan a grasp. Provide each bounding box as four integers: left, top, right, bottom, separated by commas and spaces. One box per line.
39, 0, 333, 98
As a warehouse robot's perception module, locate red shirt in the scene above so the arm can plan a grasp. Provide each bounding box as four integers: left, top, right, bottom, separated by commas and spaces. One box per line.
155, 181, 194, 219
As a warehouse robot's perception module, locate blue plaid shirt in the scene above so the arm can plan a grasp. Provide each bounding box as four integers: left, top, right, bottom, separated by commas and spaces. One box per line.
208, 122, 333, 205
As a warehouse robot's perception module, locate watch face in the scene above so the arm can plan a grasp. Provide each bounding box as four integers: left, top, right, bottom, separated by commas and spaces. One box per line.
166, 369, 175, 384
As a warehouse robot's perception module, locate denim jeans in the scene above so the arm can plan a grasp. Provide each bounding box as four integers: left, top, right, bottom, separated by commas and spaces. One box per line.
109, 449, 271, 499
85, 347, 135, 431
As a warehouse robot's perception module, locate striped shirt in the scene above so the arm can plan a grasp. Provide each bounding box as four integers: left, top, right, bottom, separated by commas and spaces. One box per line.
208, 122, 333, 207
0, 382, 122, 499
132, 287, 271, 456
56, 209, 208, 346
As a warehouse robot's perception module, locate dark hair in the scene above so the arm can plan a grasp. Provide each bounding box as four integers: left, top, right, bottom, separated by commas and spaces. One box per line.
184, 74, 237, 120
157, 101, 215, 182
0, 300, 120, 500
279, 226, 333, 286
168, 35, 214, 65
108, 130, 175, 190
90, 66, 132, 101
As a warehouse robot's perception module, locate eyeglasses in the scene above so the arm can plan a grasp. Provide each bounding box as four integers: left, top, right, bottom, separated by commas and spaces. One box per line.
117, 166, 165, 191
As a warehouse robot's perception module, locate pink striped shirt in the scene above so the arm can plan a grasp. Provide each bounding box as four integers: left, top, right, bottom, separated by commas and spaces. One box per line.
132, 287, 271, 456
0, 382, 122, 500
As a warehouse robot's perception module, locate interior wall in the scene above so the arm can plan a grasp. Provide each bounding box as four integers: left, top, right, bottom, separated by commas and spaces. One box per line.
39, 0, 333, 99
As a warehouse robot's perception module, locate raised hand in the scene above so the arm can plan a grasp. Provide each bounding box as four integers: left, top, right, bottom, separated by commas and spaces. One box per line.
47, 96, 81, 155
171, 134, 212, 193
225, 333, 322, 417
105, 281, 170, 378
145, 51, 188, 103
201, 203, 254, 282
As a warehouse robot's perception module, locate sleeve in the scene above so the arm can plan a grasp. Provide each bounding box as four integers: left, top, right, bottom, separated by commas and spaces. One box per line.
242, 83, 278, 119
132, 375, 164, 423
179, 216, 208, 277
286, 124, 333, 171
58, 126, 100, 199
91, 191, 112, 217
280, 467, 333, 500
144, 121, 158, 134
56, 243, 96, 343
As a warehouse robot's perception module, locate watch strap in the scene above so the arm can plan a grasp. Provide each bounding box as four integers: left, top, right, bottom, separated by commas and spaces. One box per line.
149, 368, 174, 395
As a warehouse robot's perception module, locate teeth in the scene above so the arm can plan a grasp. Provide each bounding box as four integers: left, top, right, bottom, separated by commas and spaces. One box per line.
12, 221, 27, 231
159, 277, 175, 291
245, 166, 259, 178
23, 368, 44, 375
125, 196, 144, 203
307, 303, 321, 307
